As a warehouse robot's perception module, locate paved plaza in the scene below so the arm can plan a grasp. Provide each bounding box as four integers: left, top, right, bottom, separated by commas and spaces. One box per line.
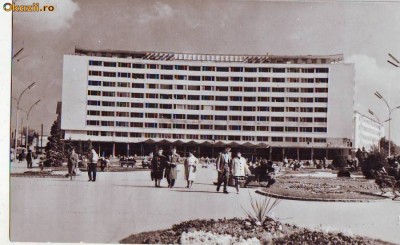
9, 163, 400, 244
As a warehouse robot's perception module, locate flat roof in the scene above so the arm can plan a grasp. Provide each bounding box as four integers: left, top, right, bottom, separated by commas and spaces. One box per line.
72, 47, 344, 64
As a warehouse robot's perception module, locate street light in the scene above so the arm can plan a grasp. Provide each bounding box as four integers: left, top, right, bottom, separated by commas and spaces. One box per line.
24, 99, 41, 151
14, 82, 36, 162
368, 109, 390, 153
373, 91, 400, 158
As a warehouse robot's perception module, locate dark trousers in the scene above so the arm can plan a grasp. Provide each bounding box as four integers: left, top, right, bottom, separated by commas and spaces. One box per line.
88, 163, 97, 181
27, 160, 32, 168
169, 179, 175, 187
217, 170, 229, 192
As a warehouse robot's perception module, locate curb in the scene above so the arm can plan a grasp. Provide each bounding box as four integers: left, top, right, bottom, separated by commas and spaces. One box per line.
255, 189, 391, 203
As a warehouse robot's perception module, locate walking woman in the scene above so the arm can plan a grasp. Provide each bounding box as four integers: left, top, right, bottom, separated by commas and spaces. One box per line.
151, 147, 166, 187
184, 150, 199, 189
231, 151, 250, 194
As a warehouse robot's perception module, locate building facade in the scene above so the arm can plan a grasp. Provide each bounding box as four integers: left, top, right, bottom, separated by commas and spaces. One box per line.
354, 111, 384, 151
61, 48, 355, 159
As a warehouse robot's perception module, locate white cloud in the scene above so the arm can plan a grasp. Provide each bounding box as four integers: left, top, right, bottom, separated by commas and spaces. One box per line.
13, 0, 79, 32
138, 2, 174, 24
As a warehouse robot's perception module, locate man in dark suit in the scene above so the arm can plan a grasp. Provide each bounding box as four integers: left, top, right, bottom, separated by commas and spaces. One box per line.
216, 146, 232, 194
151, 147, 166, 187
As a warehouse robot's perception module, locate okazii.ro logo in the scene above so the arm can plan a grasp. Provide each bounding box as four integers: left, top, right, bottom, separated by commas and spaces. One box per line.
3, 2, 55, 12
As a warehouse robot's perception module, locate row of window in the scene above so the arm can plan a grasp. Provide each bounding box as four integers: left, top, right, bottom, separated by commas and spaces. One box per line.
86, 130, 327, 143
86, 120, 327, 133
87, 111, 327, 123
89, 61, 329, 73
88, 81, 329, 93
88, 91, 328, 103
87, 101, 328, 113
88, 71, 329, 84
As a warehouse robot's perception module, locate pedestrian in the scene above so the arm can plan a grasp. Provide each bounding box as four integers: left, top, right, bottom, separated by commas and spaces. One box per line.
231, 151, 250, 194
87, 148, 99, 182
151, 147, 166, 187
18, 150, 25, 163
216, 146, 232, 194
167, 147, 180, 188
184, 150, 199, 189
26, 150, 33, 168
68, 148, 79, 180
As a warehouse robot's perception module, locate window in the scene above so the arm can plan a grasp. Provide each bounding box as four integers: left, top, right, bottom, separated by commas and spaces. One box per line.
86, 120, 99, 126
103, 81, 115, 87
229, 116, 241, 121
259, 77, 270, 82
257, 136, 269, 142
215, 106, 228, 111
285, 137, 298, 142
216, 67, 229, 72
286, 117, 298, 122
258, 87, 270, 92
245, 67, 257, 73
146, 64, 157, 69
230, 96, 242, 102
88, 80, 101, 86
147, 74, 159, 79
146, 93, 159, 99
314, 138, 327, 143
118, 72, 130, 78
101, 131, 113, 136
200, 134, 213, 139
87, 131, 99, 136
102, 111, 114, 117
271, 117, 284, 122
118, 62, 131, 68
189, 66, 201, 71
87, 110, 100, 116
145, 123, 158, 128
257, 106, 269, 111
161, 75, 173, 80
287, 88, 299, 93
130, 112, 143, 118
188, 76, 201, 81
257, 126, 269, 131
187, 114, 199, 120
287, 98, 299, 102
271, 137, 283, 142
175, 65, 187, 70
187, 105, 200, 110
272, 68, 285, 73
243, 106, 256, 111
160, 94, 172, 100
174, 114, 185, 119
216, 96, 228, 101
89, 60, 102, 66
316, 78, 328, 83
115, 132, 128, 137
300, 98, 313, 103
244, 77, 257, 82
300, 107, 313, 113
116, 102, 129, 107
316, 68, 329, 73
230, 67, 243, 72
302, 68, 314, 73
101, 121, 114, 127
271, 107, 285, 112
287, 68, 300, 73
315, 97, 328, 103
272, 78, 285, 83
103, 72, 116, 77
257, 116, 268, 121
216, 86, 229, 91
272, 87, 285, 93
188, 95, 200, 100
201, 95, 214, 100
159, 123, 172, 129
315, 107, 328, 113
130, 132, 142, 137
102, 91, 115, 97
231, 77, 243, 82
117, 82, 129, 87
131, 93, 144, 98
116, 112, 129, 117
314, 117, 327, 123
132, 83, 144, 89
133, 63, 145, 69
300, 117, 313, 122
131, 103, 144, 108
271, 97, 284, 102
161, 65, 173, 70
87, 100, 100, 106
230, 87, 243, 92
173, 124, 185, 129
202, 66, 215, 72
116, 121, 129, 127
286, 107, 299, 112
160, 104, 173, 109
117, 92, 130, 98
285, 127, 298, 132
215, 115, 228, 120
243, 116, 255, 121
132, 73, 145, 79
244, 87, 256, 92
201, 115, 213, 120
147, 84, 158, 89
214, 125, 227, 130
188, 85, 201, 91
202, 76, 215, 81
300, 127, 313, 132
88, 90, 101, 96
145, 103, 158, 109
229, 106, 242, 111
89, 70, 101, 76
314, 127, 327, 133
229, 125, 242, 131
315, 88, 328, 93
103, 62, 116, 67
175, 75, 187, 80
259, 67, 271, 72
187, 124, 199, 130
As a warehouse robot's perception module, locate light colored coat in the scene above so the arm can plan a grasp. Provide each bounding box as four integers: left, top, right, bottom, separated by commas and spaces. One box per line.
231, 157, 248, 177
184, 156, 199, 181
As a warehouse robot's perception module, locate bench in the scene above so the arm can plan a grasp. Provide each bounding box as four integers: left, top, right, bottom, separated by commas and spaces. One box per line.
120, 160, 136, 167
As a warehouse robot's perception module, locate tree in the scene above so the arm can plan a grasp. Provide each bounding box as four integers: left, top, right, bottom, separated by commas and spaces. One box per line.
45, 116, 65, 166
379, 137, 398, 157
361, 150, 388, 179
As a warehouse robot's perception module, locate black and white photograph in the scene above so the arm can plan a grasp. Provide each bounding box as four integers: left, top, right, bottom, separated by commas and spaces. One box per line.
3, 0, 400, 244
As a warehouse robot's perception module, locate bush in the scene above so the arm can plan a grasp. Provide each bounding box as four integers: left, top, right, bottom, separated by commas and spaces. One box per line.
331, 155, 348, 169
337, 169, 351, 178
361, 151, 388, 179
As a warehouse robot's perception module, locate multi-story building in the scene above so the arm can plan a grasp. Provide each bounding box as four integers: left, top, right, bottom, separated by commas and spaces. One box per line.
354, 111, 384, 151
61, 48, 355, 160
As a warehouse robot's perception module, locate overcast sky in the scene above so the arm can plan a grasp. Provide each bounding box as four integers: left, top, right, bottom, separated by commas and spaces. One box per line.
11, 0, 400, 144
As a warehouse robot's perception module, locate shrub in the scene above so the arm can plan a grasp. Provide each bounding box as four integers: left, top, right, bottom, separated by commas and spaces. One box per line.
337, 169, 351, 178
361, 151, 388, 179
242, 193, 281, 224
331, 155, 348, 169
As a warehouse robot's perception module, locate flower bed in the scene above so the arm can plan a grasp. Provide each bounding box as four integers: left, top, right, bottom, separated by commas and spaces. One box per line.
120, 218, 390, 244
262, 176, 385, 200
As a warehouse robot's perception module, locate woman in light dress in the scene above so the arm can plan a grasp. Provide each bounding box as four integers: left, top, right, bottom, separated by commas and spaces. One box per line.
231, 151, 250, 194
184, 150, 199, 189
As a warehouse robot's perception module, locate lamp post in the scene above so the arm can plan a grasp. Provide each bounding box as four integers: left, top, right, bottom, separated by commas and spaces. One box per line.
14, 82, 36, 162
368, 109, 387, 153
25, 99, 41, 151
373, 91, 400, 158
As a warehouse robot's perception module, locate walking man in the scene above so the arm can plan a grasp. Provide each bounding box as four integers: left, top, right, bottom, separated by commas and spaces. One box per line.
216, 146, 232, 194
167, 146, 180, 188
88, 148, 99, 182
26, 150, 33, 168
151, 147, 166, 187
68, 148, 79, 180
